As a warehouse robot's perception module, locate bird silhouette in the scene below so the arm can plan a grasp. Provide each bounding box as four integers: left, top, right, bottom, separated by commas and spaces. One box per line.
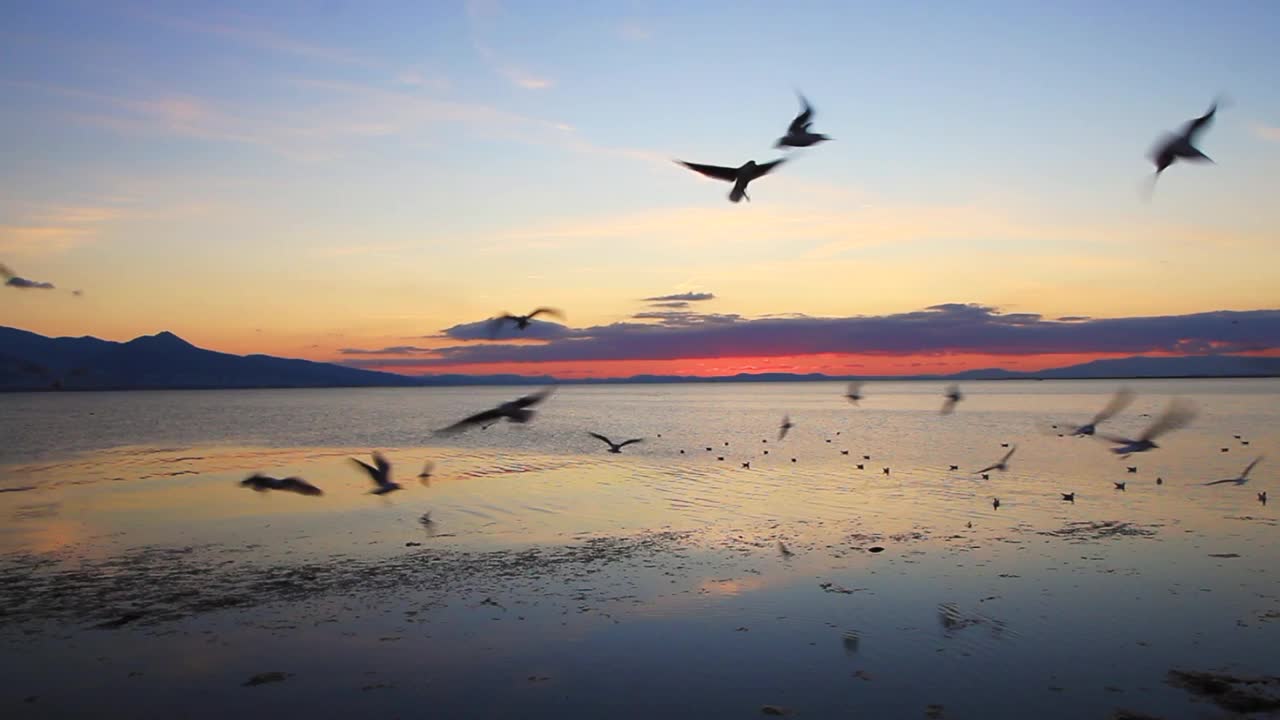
1204, 456, 1263, 486
992, 497, 1000, 510
588, 432, 643, 453
1150, 100, 1220, 181
436, 387, 556, 435
844, 382, 864, 405
1061, 492, 1075, 502
676, 159, 785, 203
1063, 388, 1134, 436
1101, 399, 1196, 455
941, 385, 963, 415
1114, 481, 1126, 491
240, 474, 323, 497
975, 446, 1016, 475
489, 308, 564, 337
778, 415, 795, 441
351, 452, 402, 495
776, 93, 831, 148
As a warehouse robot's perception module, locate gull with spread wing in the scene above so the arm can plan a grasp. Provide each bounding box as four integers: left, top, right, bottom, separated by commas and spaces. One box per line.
676, 159, 785, 203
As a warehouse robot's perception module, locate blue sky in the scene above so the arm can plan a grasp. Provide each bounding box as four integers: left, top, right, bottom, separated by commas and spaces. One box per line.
1, 1, 1278, 375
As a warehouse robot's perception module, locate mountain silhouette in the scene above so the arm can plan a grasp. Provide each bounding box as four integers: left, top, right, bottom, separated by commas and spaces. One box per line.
0, 327, 421, 391
2, 326, 1276, 391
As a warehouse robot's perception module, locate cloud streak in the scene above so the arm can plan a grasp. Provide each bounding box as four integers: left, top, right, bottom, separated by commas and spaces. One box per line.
1, 263, 55, 289
643, 292, 716, 302
343, 304, 1280, 370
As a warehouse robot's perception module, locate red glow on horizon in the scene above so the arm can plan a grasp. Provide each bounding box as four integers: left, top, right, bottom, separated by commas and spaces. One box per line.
342, 349, 1280, 379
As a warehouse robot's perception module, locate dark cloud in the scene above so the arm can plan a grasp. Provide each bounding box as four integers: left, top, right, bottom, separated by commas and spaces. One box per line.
343, 304, 1280, 370
1, 263, 56, 290
1057, 316, 1089, 322
340, 346, 434, 355
649, 301, 690, 309
5, 276, 56, 290
642, 292, 715, 302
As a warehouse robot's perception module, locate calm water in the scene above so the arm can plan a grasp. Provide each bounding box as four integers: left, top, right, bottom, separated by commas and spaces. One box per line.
1, 380, 1277, 718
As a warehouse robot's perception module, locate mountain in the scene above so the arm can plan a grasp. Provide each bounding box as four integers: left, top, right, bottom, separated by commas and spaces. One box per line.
0, 327, 422, 391
3, 326, 1277, 391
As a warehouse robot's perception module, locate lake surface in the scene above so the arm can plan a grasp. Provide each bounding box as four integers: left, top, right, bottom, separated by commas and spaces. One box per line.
1, 379, 1277, 718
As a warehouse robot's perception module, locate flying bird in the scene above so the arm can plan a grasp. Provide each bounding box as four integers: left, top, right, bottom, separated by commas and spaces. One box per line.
676, 159, 785, 203
776, 93, 831, 149
778, 415, 794, 441
489, 308, 563, 337
240, 474, 323, 497
992, 498, 1000, 510
1259, 491, 1268, 504
351, 452, 402, 495
1114, 481, 1126, 491
436, 387, 556, 435
1061, 492, 1075, 502
975, 446, 1016, 475
845, 382, 864, 405
417, 460, 434, 486
1204, 456, 1263, 486
1064, 388, 1134, 436
588, 432, 643, 453
1150, 100, 1220, 180
1100, 399, 1196, 455
941, 385, 963, 415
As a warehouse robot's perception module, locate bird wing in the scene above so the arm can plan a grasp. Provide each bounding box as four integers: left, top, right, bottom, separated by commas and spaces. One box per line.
1091, 388, 1135, 425
528, 307, 564, 320
1140, 399, 1196, 441
350, 457, 379, 480
588, 432, 614, 447
1203, 477, 1238, 486
754, 159, 786, 177
1241, 456, 1262, 478
940, 398, 957, 415
676, 161, 739, 183
281, 477, 323, 496
1182, 102, 1217, 142
1000, 446, 1017, 464
787, 94, 814, 134
437, 407, 505, 435
974, 463, 999, 474
512, 386, 556, 409
372, 452, 392, 484
619, 438, 644, 448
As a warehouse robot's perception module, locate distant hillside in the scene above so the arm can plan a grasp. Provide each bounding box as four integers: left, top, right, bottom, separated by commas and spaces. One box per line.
2, 326, 1276, 391
0, 327, 422, 391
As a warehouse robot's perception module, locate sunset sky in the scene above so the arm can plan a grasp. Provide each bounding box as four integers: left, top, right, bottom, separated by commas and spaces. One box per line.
2, 1, 1279, 378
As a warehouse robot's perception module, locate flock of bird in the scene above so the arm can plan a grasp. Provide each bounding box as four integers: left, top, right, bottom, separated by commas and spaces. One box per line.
240, 383, 1268, 513
238, 92, 1250, 513
671, 92, 1219, 203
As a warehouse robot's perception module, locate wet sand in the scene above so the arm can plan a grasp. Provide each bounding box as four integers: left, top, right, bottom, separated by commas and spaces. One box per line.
1, 381, 1278, 718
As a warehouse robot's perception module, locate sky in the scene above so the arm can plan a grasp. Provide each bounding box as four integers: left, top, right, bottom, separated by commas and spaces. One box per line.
1, 0, 1279, 378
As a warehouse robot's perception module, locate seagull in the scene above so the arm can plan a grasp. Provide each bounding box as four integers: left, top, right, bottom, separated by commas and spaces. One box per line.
975, 446, 1016, 475
992, 497, 1000, 510
1150, 100, 1220, 179
240, 474, 323, 497
1100, 399, 1196, 455
949, 465, 959, 471
980, 473, 990, 480
351, 452, 402, 495
776, 93, 831, 149
676, 159, 785, 203
1114, 481, 1127, 491
1064, 388, 1134, 436
436, 386, 556, 435
1259, 491, 1268, 504
845, 382, 864, 405
841, 450, 850, 455
778, 415, 794, 441
1061, 492, 1075, 502
742, 462, 751, 469
1204, 456, 1263, 486
941, 385, 963, 415
882, 467, 890, 475
490, 308, 563, 337
856, 463, 864, 470
1127, 466, 1138, 473
588, 432, 643, 454
417, 460, 434, 486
